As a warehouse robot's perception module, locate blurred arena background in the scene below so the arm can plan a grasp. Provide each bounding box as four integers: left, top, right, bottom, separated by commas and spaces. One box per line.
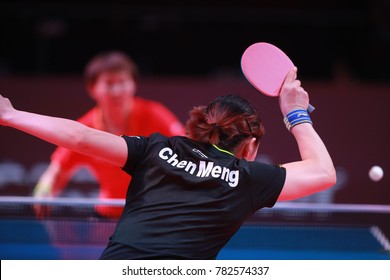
0, 1, 389, 259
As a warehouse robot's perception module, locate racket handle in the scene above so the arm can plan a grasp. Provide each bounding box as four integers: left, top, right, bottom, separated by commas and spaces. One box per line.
308, 104, 315, 113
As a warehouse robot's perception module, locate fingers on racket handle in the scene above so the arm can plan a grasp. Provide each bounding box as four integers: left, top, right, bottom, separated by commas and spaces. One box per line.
308, 104, 315, 113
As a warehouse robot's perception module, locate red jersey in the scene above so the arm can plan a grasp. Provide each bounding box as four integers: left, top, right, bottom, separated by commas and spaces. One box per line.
51, 97, 185, 218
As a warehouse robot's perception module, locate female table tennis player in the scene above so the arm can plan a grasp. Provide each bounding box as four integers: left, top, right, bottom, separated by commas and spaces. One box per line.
0, 67, 336, 259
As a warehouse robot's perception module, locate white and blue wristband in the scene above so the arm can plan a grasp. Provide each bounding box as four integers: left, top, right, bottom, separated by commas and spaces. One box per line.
283, 108, 313, 131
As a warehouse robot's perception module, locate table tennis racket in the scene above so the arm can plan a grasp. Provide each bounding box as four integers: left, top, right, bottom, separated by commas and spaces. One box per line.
241, 42, 315, 113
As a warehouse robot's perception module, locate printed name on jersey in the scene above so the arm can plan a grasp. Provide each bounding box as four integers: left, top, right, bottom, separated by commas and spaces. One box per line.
159, 147, 239, 187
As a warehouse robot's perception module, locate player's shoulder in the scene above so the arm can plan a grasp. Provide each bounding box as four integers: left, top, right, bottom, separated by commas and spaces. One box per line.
142, 133, 192, 150
133, 97, 177, 120
149, 132, 187, 143
75, 108, 97, 125
124, 132, 171, 144
133, 96, 170, 111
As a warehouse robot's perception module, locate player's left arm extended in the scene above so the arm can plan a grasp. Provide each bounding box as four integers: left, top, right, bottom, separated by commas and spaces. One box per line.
0, 95, 127, 168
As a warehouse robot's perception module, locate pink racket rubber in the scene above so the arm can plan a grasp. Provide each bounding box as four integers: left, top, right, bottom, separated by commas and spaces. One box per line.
241, 42, 314, 112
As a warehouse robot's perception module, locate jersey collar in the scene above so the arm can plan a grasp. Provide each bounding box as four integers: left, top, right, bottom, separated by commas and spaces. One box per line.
212, 144, 235, 157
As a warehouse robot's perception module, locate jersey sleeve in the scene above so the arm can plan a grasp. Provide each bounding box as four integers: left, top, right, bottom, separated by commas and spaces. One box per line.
120, 135, 149, 174
248, 162, 286, 210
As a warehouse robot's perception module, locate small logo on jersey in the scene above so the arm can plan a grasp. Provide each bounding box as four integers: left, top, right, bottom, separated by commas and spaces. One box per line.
192, 148, 208, 159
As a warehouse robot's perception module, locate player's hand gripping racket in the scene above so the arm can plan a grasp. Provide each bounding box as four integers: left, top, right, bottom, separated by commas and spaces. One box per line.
241, 42, 315, 113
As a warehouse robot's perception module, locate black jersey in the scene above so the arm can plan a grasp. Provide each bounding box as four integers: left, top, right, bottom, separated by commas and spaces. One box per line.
105, 133, 285, 259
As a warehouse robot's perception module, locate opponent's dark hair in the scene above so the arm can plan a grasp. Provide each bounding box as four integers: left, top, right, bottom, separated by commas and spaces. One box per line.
84, 51, 139, 86
186, 95, 265, 152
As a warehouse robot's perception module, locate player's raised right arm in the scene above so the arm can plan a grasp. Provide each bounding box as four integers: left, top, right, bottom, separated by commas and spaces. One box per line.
0, 95, 128, 168
277, 69, 336, 201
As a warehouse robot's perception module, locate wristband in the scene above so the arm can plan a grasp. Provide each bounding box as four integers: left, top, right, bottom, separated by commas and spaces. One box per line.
283, 108, 313, 131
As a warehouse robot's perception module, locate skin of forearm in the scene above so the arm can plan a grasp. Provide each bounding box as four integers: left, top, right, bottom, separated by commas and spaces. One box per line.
4, 110, 94, 153
291, 123, 335, 178
278, 123, 337, 201
3, 109, 126, 167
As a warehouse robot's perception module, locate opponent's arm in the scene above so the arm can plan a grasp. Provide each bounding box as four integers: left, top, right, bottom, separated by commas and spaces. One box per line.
0, 95, 127, 168
277, 68, 336, 201
32, 161, 72, 218
33, 161, 71, 197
